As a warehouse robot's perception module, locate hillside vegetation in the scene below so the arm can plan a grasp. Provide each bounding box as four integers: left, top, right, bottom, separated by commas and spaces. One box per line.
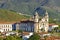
0, 0, 60, 14
0, 0, 60, 24
0, 8, 59, 24
0, 0, 60, 19
0, 9, 30, 22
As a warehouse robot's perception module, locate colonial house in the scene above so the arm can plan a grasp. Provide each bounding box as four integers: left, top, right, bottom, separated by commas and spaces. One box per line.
0, 22, 14, 32
48, 24, 59, 31
15, 10, 49, 33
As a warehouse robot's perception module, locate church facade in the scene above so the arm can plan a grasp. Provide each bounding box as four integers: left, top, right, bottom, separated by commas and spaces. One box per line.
15, 11, 49, 33
34, 11, 49, 33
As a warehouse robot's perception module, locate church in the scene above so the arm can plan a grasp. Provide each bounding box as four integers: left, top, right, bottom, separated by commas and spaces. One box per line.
34, 11, 49, 33
15, 10, 49, 33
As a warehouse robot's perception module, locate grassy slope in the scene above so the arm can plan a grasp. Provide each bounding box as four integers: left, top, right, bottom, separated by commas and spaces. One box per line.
0, 9, 30, 22
0, 8, 59, 24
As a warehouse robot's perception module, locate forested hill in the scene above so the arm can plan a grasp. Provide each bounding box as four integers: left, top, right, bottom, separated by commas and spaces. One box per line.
0, 0, 60, 14
0, 0, 60, 22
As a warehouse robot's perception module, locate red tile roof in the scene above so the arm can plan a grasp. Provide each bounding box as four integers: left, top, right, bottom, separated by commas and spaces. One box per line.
49, 23, 58, 26
0, 22, 16, 24
22, 32, 29, 35
38, 32, 48, 35
45, 36, 60, 40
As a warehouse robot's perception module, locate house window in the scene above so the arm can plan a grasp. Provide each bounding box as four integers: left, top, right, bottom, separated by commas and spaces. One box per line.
4, 29, 5, 31
8, 29, 9, 31
6, 25, 7, 27
2, 25, 3, 28
4, 25, 5, 28
8, 25, 9, 28
6, 29, 7, 31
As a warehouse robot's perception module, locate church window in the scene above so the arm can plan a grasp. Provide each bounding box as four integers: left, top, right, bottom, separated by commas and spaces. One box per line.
45, 19, 47, 21
41, 28, 45, 32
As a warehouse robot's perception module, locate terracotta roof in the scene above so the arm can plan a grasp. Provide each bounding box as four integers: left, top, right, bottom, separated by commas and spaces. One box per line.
46, 36, 60, 40
21, 20, 34, 23
38, 32, 48, 35
0, 22, 16, 24
22, 32, 29, 35
49, 23, 58, 26
21, 19, 29, 21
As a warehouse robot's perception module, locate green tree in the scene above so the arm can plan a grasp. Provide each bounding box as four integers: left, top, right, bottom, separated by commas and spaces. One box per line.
44, 36, 48, 40
28, 33, 40, 40
6, 35, 22, 40
0, 37, 3, 40
17, 30, 23, 33
6, 36, 13, 40
13, 35, 22, 40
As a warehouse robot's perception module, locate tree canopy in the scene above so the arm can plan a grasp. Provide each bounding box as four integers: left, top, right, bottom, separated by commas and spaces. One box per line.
28, 33, 40, 40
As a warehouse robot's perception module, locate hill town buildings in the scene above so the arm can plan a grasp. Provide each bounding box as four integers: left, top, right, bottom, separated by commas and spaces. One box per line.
14, 11, 49, 33
0, 11, 59, 33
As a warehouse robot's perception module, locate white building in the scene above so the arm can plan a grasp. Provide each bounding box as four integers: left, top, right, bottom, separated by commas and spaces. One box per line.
0, 22, 13, 32
22, 32, 33, 40
49, 24, 59, 31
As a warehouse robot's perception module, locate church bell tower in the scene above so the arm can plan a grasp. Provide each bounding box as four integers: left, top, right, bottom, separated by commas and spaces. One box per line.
45, 10, 49, 32
34, 12, 39, 33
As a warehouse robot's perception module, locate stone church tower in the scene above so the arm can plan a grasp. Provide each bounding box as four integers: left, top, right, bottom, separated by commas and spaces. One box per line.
34, 11, 49, 33
34, 12, 39, 33
44, 11, 49, 32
